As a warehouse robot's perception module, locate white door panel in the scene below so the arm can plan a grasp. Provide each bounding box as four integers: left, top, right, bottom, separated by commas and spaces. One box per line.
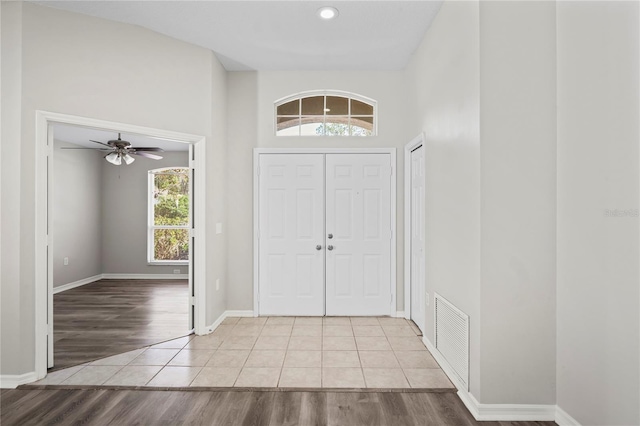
410, 146, 426, 333
259, 154, 325, 316
325, 154, 392, 316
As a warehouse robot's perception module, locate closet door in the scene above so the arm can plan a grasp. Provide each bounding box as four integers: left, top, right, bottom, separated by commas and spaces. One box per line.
258, 154, 325, 316
325, 154, 392, 316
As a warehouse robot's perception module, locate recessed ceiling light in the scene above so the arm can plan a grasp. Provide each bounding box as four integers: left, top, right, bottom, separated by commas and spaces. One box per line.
317, 6, 339, 20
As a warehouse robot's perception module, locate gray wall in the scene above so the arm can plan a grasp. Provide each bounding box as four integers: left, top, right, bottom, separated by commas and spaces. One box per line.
556, 2, 639, 424
53, 141, 103, 287
1, 2, 228, 376
102, 152, 189, 275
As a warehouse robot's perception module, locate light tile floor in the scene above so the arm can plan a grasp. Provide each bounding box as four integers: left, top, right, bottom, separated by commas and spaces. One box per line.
34, 317, 454, 389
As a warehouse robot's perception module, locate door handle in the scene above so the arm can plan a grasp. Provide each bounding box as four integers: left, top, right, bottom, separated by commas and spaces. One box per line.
327, 245, 334, 251
328, 233, 333, 239
316, 245, 322, 250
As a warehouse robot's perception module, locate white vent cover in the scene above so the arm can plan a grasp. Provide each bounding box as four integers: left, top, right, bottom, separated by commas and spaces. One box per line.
434, 293, 469, 390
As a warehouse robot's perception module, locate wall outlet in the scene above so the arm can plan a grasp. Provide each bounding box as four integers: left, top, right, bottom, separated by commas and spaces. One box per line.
216, 278, 220, 291
216, 223, 222, 234
426, 292, 430, 307
173, 269, 181, 274
63, 257, 69, 266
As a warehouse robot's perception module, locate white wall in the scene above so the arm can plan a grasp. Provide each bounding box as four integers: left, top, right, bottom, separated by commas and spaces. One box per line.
225, 70, 409, 311
556, 2, 640, 424
478, 1, 557, 405
404, 0, 482, 398
102, 152, 189, 275
0, 2, 228, 376
52, 140, 103, 287
406, 0, 557, 406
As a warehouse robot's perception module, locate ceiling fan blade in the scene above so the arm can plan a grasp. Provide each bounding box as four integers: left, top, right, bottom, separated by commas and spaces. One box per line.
130, 147, 164, 152
60, 147, 112, 150
132, 151, 163, 160
89, 140, 113, 147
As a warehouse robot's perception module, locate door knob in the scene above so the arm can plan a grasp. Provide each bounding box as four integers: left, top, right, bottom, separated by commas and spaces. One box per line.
328, 233, 333, 239
316, 245, 322, 250
327, 245, 334, 251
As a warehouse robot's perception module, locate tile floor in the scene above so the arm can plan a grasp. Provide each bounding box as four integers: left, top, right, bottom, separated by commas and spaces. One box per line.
34, 317, 454, 389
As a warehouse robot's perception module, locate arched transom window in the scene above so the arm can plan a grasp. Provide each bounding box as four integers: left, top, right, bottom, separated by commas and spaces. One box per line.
275, 91, 376, 136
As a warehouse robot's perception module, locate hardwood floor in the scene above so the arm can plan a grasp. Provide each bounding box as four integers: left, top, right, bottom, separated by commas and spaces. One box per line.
1, 388, 558, 426
53, 279, 189, 370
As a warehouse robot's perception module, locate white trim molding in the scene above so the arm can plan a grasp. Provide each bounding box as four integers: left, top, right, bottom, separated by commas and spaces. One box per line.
101, 273, 189, 280
423, 335, 557, 422
404, 133, 425, 322
205, 310, 256, 334
459, 393, 556, 422
35, 110, 207, 380
0, 372, 38, 389
555, 406, 582, 426
52, 274, 102, 294
52, 274, 189, 294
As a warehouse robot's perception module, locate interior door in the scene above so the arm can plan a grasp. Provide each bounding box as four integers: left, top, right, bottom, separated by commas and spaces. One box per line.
325, 153, 392, 316
258, 154, 325, 316
410, 145, 426, 333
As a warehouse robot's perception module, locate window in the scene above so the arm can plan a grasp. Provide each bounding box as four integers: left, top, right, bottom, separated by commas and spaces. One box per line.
275, 91, 376, 136
148, 167, 189, 264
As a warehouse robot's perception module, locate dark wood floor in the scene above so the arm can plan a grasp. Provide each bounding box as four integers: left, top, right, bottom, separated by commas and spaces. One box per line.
54, 279, 189, 370
1, 388, 557, 426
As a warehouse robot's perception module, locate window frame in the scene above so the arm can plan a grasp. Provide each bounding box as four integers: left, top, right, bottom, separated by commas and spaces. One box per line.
274, 90, 378, 137
147, 167, 190, 265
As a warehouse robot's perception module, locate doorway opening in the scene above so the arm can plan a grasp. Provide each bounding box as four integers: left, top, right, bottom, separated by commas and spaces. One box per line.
35, 111, 207, 379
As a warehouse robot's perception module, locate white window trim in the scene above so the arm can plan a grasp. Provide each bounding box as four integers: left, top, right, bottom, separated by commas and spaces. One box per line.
148, 167, 190, 265
274, 90, 378, 136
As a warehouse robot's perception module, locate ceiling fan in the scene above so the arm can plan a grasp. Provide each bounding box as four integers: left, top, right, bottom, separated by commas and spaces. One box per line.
61, 133, 164, 165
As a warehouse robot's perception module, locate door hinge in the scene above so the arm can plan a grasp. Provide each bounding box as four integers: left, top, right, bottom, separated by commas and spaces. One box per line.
190, 229, 195, 238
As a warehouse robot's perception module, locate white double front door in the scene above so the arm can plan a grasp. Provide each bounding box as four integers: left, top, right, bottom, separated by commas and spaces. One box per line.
258, 153, 393, 316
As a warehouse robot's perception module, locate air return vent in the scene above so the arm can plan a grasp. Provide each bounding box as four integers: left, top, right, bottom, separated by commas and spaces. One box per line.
434, 293, 469, 390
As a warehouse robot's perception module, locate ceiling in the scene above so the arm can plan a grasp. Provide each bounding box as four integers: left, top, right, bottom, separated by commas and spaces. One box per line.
53, 123, 190, 151
33, 1, 443, 71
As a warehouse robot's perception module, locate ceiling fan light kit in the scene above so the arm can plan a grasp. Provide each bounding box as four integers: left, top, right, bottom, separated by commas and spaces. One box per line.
105, 152, 122, 165
60, 132, 164, 165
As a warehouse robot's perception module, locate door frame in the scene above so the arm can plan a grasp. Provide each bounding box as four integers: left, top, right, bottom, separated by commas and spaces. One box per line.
403, 133, 425, 321
35, 111, 207, 379
253, 148, 397, 317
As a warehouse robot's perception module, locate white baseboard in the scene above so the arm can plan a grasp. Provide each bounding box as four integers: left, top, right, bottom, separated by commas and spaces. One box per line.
224, 310, 255, 317
422, 336, 556, 422
461, 393, 556, 422
102, 273, 188, 280
53, 273, 188, 293
395, 310, 405, 318
203, 310, 256, 334
53, 274, 103, 294
0, 372, 38, 389
422, 335, 467, 391
555, 406, 582, 426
